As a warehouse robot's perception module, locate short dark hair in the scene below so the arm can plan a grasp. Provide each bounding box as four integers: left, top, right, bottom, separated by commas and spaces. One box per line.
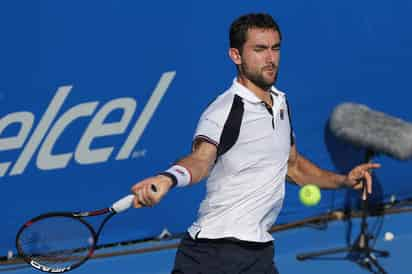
229, 13, 282, 53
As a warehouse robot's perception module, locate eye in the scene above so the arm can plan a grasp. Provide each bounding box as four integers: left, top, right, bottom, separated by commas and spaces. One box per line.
272, 44, 281, 51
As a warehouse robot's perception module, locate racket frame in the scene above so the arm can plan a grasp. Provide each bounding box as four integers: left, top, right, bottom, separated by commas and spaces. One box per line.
15, 209, 115, 273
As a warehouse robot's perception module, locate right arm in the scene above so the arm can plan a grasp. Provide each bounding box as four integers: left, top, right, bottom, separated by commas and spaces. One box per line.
131, 140, 217, 207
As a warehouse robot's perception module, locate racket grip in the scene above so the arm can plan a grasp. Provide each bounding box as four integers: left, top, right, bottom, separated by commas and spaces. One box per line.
112, 194, 135, 213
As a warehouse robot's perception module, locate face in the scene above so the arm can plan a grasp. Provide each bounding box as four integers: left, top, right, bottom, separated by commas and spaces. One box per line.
230, 28, 281, 90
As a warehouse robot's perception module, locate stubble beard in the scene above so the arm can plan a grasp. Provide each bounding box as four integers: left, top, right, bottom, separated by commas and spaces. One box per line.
240, 63, 277, 91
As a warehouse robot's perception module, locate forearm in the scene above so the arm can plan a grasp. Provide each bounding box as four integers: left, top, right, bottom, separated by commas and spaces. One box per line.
132, 141, 216, 207
288, 155, 347, 189
163, 141, 217, 186
175, 154, 213, 184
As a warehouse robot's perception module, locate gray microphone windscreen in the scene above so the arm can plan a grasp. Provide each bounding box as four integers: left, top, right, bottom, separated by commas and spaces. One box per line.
329, 103, 412, 160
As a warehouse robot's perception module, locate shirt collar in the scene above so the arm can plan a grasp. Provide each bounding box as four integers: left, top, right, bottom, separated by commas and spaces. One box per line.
271, 86, 285, 97
231, 78, 284, 104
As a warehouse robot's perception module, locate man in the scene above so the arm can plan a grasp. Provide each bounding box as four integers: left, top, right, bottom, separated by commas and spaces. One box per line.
131, 13, 380, 274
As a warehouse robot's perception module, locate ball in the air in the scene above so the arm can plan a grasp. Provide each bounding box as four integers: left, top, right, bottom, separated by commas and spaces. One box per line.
299, 184, 321, 206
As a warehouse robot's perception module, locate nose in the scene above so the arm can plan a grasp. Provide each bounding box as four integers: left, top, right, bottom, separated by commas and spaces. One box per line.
266, 49, 279, 64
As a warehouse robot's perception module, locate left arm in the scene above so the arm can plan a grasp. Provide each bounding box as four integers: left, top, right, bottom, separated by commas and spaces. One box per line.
287, 144, 381, 196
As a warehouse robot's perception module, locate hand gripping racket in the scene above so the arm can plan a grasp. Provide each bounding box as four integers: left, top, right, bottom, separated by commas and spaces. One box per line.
15, 188, 155, 273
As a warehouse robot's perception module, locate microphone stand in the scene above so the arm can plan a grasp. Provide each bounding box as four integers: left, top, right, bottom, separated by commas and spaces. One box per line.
296, 150, 390, 274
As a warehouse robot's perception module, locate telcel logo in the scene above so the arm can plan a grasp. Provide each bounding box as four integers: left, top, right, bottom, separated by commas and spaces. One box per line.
0, 71, 176, 177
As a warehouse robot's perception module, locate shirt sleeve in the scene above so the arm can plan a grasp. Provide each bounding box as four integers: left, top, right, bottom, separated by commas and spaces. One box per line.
192, 95, 232, 148
192, 93, 238, 151
193, 116, 223, 148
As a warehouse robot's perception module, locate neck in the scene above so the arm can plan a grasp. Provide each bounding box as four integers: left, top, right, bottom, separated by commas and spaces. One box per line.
237, 75, 272, 106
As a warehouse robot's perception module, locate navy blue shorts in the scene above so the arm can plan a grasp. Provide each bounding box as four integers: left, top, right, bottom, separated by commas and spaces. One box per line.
171, 233, 280, 274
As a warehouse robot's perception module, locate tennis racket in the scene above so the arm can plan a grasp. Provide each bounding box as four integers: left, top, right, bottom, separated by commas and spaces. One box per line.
15, 187, 155, 273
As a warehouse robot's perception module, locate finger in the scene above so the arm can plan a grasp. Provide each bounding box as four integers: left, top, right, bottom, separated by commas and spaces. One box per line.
143, 187, 154, 207
151, 184, 161, 204
149, 184, 160, 203
360, 163, 381, 170
137, 190, 148, 207
351, 180, 362, 190
131, 183, 144, 193
142, 184, 153, 206
133, 195, 143, 208
146, 184, 161, 205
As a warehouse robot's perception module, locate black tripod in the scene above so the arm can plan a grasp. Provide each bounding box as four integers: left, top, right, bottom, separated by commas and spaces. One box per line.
296, 150, 390, 274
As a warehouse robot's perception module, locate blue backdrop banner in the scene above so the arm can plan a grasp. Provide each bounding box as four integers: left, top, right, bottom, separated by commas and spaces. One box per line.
1, 0, 412, 257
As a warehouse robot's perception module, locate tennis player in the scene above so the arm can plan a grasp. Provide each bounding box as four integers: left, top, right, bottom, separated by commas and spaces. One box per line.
131, 13, 380, 274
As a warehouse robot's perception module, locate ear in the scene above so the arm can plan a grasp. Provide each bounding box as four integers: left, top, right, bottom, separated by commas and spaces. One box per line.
228, 48, 241, 65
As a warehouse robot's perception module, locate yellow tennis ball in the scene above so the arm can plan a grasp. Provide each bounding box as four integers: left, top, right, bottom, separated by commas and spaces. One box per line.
299, 184, 321, 206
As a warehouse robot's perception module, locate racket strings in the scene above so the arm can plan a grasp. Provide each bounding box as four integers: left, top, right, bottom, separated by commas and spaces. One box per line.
17, 216, 94, 269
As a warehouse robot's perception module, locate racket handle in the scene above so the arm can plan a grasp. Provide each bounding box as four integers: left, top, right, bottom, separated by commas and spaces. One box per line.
112, 194, 135, 213
112, 185, 158, 212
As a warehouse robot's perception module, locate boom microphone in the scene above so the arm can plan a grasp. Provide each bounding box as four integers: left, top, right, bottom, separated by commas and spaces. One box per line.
329, 103, 412, 160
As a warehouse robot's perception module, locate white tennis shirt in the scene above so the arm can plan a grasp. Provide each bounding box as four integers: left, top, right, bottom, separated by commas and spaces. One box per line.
188, 79, 294, 243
